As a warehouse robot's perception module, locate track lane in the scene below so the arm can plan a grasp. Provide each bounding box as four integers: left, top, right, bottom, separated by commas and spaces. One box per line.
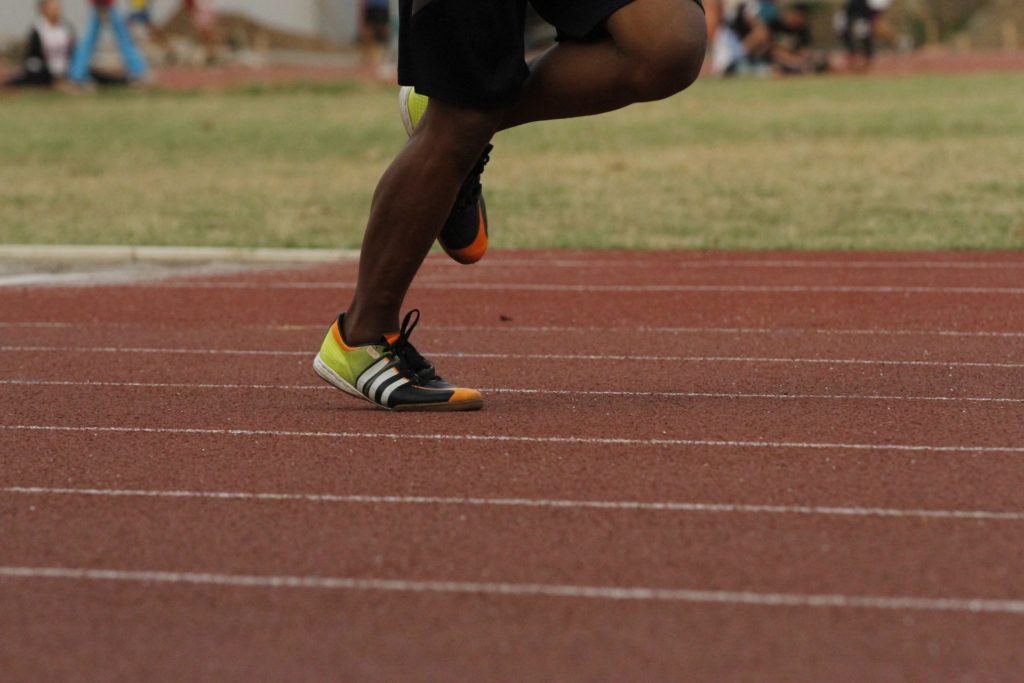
100, 250, 1024, 288
5, 494, 1024, 600
5, 282, 1024, 331
3, 343, 1024, 402
5, 250, 1024, 681
4, 431, 1024, 514
6, 321, 1024, 363
3, 382, 1023, 448
4, 581, 1021, 682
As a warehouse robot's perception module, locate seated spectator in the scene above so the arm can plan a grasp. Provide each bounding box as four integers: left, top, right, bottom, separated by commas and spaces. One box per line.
5, 0, 75, 88
710, 0, 777, 76
769, 2, 829, 75
835, 0, 894, 71
359, 0, 391, 72
69, 0, 148, 85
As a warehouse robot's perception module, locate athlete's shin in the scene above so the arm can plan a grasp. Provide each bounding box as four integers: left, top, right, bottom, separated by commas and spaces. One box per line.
343, 101, 503, 344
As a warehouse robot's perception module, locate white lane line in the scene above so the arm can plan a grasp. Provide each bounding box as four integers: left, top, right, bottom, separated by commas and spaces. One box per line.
481, 387, 1024, 404
6, 486, 1024, 522
0, 379, 325, 391
459, 354, 1024, 370
0, 322, 73, 329
4, 424, 1024, 454
425, 324, 1024, 340
2, 565, 1023, 614
3, 379, 1023, 405
5, 321, 1024, 340
0, 345, 302, 357
126, 281, 1024, 295
3, 346, 1024, 369
469, 258, 1024, 271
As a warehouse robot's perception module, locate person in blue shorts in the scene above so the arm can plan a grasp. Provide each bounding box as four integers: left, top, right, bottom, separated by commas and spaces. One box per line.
69, 0, 148, 85
313, 0, 707, 412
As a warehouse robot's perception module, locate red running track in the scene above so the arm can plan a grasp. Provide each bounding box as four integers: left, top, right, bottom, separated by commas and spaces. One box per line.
2, 250, 1024, 681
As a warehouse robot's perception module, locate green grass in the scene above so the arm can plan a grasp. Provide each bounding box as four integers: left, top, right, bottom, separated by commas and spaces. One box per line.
2, 73, 1023, 250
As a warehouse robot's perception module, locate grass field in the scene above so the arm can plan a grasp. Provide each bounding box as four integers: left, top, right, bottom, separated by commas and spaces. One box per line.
1, 72, 1023, 251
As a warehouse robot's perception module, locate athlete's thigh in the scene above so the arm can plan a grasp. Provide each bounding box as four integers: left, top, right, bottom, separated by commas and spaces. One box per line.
530, 0, 704, 43
604, 0, 707, 58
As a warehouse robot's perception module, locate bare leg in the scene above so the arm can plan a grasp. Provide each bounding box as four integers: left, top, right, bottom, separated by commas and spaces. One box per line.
501, 0, 707, 130
344, 101, 503, 344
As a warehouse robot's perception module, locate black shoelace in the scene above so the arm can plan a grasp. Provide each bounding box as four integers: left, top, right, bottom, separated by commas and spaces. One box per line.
383, 310, 438, 385
452, 143, 493, 212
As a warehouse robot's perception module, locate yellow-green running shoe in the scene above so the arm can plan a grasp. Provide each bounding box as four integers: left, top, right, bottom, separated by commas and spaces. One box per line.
313, 309, 483, 412
399, 86, 492, 265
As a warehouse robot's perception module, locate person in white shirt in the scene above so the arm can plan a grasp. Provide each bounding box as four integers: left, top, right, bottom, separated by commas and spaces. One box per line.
5, 0, 75, 88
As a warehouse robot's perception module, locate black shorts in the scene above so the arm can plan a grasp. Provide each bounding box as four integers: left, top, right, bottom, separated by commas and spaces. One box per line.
398, 0, 703, 109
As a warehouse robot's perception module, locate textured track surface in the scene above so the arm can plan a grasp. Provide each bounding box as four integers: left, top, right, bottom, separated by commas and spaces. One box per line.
3, 250, 1024, 681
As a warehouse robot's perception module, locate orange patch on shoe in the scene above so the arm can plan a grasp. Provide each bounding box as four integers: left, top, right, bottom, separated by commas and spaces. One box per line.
445, 205, 489, 265
331, 321, 357, 351
448, 387, 483, 404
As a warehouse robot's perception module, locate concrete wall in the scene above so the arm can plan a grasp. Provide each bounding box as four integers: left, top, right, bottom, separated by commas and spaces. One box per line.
2, 1, 173, 39
1, 0, 358, 42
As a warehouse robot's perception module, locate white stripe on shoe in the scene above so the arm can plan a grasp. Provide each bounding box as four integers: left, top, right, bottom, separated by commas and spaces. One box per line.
379, 377, 411, 406
367, 368, 400, 402
356, 359, 390, 395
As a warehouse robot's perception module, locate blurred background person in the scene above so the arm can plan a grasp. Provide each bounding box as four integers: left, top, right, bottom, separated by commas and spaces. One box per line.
710, 0, 776, 76
126, 0, 168, 54
184, 0, 220, 65
835, 0, 895, 72
69, 0, 148, 85
359, 0, 391, 74
768, 2, 829, 75
5, 0, 74, 88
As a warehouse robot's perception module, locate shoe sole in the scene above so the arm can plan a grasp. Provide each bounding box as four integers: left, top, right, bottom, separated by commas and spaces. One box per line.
439, 195, 488, 265
399, 86, 416, 137
313, 354, 374, 403
313, 355, 483, 412
393, 399, 483, 413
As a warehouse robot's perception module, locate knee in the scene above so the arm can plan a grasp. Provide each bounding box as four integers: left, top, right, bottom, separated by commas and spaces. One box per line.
414, 103, 503, 168
628, 33, 706, 101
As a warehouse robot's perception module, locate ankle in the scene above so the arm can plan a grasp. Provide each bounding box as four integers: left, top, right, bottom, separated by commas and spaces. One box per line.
342, 310, 395, 347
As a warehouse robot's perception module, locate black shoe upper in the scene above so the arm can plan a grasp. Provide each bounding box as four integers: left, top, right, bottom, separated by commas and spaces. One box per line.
439, 143, 493, 250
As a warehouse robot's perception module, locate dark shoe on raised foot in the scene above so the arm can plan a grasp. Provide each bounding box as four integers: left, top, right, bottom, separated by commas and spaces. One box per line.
313, 309, 483, 412
438, 144, 491, 265
400, 86, 493, 265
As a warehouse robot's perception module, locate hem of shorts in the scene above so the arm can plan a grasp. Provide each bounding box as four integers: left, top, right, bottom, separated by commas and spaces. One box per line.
397, 72, 526, 109
556, 0, 635, 41
556, 0, 703, 41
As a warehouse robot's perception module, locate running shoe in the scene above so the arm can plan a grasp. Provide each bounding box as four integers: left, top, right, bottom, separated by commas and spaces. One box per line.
313, 309, 483, 412
399, 86, 492, 265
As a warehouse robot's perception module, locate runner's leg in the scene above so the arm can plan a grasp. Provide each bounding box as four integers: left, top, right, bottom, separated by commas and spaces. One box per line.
343, 101, 504, 344
343, 0, 526, 341
501, 0, 706, 130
